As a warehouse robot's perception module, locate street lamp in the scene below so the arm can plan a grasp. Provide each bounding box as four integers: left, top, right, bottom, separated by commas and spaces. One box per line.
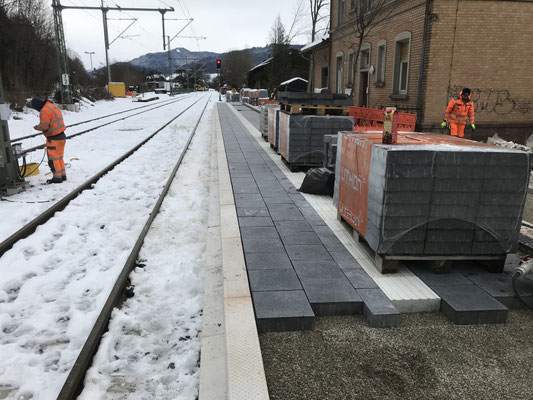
84, 51, 95, 70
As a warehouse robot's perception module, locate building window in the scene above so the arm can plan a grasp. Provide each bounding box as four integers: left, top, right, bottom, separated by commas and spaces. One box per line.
360, 46, 370, 70
350, 0, 356, 10
338, 0, 346, 26
376, 39, 386, 84
336, 53, 344, 94
392, 31, 411, 95
321, 66, 329, 88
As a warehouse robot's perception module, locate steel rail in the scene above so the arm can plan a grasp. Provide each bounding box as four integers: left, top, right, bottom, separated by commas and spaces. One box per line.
0, 94, 208, 257
12, 96, 184, 143
19, 95, 194, 155
57, 96, 211, 400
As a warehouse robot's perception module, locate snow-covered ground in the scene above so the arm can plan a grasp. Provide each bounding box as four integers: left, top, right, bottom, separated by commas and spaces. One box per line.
0, 92, 215, 399
0, 92, 205, 243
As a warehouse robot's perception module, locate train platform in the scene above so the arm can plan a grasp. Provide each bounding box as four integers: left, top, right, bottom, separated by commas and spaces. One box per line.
200, 101, 532, 398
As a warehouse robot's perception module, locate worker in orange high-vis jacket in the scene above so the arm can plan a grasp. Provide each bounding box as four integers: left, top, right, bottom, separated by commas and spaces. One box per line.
441, 88, 476, 138
31, 98, 67, 184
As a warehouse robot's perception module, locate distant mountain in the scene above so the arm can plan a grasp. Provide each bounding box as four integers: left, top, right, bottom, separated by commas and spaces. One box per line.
129, 45, 304, 75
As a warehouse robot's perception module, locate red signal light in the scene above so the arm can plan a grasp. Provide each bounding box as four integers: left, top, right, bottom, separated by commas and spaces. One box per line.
216, 59, 221, 69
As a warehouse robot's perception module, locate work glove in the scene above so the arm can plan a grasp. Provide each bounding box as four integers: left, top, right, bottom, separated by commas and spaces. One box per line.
440, 120, 447, 128
33, 125, 39, 130
471, 124, 476, 132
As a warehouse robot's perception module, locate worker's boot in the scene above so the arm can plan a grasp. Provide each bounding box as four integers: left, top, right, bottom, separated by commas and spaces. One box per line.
62, 175, 67, 181
46, 177, 63, 184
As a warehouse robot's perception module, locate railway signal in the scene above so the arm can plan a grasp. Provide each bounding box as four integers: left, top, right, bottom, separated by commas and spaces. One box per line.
216, 59, 221, 69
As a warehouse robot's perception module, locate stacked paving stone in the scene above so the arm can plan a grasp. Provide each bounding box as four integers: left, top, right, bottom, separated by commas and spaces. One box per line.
268, 108, 280, 152
323, 134, 338, 168
279, 114, 353, 167
278, 91, 352, 106
343, 139, 532, 257
218, 103, 400, 331
260, 104, 278, 141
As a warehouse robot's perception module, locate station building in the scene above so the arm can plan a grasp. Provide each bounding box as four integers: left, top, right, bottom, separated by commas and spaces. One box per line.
305, 0, 533, 143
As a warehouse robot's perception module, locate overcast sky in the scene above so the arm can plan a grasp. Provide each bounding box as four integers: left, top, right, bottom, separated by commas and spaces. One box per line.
48, 0, 320, 69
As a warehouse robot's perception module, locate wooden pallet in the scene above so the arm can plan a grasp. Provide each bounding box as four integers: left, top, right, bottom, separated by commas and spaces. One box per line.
280, 155, 320, 172
337, 213, 507, 274
280, 103, 351, 116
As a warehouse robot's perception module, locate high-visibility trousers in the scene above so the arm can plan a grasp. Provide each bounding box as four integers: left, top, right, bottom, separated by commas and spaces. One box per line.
449, 122, 465, 138
46, 138, 66, 179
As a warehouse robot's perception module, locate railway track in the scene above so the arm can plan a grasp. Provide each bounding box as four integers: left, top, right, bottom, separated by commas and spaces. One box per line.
11, 95, 185, 143
0, 93, 207, 256
0, 93, 212, 399
14, 94, 194, 156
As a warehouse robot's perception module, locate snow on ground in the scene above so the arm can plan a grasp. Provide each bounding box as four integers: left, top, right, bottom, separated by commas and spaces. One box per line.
8, 92, 173, 141
79, 96, 213, 400
0, 92, 215, 399
0, 92, 205, 243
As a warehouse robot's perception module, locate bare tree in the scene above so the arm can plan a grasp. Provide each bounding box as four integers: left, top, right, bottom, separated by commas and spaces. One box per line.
307, 0, 329, 91
348, 0, 392, 100
222, 49, 254, 88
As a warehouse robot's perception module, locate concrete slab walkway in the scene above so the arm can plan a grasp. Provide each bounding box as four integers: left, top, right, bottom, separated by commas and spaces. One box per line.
218, 103, 400, 330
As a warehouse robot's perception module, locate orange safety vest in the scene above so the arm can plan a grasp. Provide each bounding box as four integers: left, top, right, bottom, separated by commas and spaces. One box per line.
35, 101, 66, 137
444, 91, 475, 125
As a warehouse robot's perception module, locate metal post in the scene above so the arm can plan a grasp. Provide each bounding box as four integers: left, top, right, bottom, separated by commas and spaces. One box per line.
101, 3, 112, 85
0, 72, 26, 194
161, 11, 167, 50
52, 0, 72, 104
167, 36, 173, 96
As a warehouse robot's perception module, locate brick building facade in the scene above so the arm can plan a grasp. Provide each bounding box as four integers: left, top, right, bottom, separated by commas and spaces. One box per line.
306, 0, 533, 143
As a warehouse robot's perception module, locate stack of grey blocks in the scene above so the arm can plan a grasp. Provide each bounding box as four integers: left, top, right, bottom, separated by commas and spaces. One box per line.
323, 134, 338, 169
230, 92, 240, 102
281, 114, 353, 166
278, 91, 352, 106
360, 145, 531, 257
268, 108, 281, 153
260, 104, 278, 141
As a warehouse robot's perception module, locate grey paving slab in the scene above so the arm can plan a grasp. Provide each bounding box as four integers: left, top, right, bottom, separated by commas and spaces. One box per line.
236, 207, 270, 217
407, 264, 475, 287
279, 231, 323, 245
242, 237, 285, 253
358, 289, 401, 328
293, 260, 346, 280
467, 273, 524, 309
245, 252, 293, 270
238, 217, 274, 227
270, 210, 307, 222
285, 244, 333, 261
300, 278, 363, 315
252, 290, 315, 332
248, 269, 302, 291
240, 226, 280, 239
274, 220, 314, 233
263, 194, 294, 204
343, 268, 379, 289
432, 285, 508, 325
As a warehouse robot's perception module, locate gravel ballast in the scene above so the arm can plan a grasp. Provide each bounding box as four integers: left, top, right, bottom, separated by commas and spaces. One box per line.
260, 311, 533, 400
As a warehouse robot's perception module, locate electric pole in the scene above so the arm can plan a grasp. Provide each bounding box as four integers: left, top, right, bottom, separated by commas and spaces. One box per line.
51, 1, 174, 87
84, 51, 95, 70
52, 0, 72, 104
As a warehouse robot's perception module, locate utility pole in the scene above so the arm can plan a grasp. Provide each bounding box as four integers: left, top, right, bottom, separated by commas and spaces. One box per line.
167, 36, 172, 95
52, 1, 174, 87
52, 0, 72, 104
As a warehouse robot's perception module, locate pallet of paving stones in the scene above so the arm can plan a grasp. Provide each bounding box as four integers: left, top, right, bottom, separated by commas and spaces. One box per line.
277, 91, 353, 106
278, 112, 353, 170
336, 132, 532, 273
280, 103, 351, 116
268, 108, 281, 153
260, 104, 279, 141
323, 134, 338, 168
340, 219, 509, 274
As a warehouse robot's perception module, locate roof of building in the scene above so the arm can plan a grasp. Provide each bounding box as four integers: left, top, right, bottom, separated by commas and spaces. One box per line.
279, 77, 308, 86
301, 33, 330, 52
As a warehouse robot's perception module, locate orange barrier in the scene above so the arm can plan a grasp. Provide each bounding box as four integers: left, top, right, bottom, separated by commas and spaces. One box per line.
349, 106, 416, 132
